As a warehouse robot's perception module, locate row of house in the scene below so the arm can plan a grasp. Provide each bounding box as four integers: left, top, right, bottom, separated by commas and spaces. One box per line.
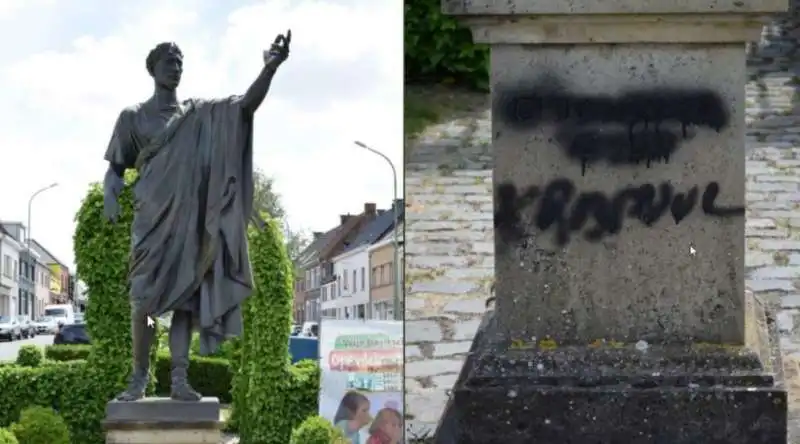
294, 200, 404, 323
0, 222, 86, 319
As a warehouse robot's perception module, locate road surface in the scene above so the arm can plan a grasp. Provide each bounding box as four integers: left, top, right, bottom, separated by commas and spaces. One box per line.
0, 334, 54, 362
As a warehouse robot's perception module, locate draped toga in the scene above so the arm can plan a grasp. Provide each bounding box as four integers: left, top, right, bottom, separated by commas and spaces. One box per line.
104, 96, 255, 355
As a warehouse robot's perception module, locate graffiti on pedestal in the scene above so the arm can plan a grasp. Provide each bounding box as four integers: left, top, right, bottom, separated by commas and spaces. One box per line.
493, 78, 743, 246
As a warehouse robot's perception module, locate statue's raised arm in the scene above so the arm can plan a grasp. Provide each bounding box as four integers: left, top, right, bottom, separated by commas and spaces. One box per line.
241, 29, 291, 115
102, 38, 288, 404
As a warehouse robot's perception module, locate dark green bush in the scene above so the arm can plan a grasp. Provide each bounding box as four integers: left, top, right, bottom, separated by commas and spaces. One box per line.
47, 345, 233, 402
0, 362, 86, 437
234, 216, 297, 444
9, 406, 70, 444
15, 346, 42, 368
286, 360, 320, 424
153, 351, 233, 402
44, 345, 90, 362
0, 428, 17, 444
290, 416, 346, 444
405, 0, 488, 89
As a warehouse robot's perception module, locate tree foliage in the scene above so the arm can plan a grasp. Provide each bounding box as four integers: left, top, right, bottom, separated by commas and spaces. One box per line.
405, 0, 489, 90
253, 169, 285, 220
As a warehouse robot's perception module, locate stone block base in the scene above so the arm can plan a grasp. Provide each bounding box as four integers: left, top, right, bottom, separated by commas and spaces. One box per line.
434, 312, 787, 444
105, 429, 221, 444
449, 384, 786, 444
104, 397, 222, 444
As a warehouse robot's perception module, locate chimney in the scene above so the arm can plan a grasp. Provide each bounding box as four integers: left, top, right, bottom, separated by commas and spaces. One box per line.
312, 231, 324, 240
340, 214, 354, 225
364, 202, 377, 216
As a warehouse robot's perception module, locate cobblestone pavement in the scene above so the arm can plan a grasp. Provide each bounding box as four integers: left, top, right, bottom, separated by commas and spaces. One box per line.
404, 15, 800, 440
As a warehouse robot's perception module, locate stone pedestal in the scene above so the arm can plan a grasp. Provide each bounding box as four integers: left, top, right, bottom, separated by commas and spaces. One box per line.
104, 397, 222, 444
435, 1, 789, 442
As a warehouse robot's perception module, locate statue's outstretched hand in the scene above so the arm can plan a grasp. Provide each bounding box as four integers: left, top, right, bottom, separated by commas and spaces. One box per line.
264, 29, 290, 71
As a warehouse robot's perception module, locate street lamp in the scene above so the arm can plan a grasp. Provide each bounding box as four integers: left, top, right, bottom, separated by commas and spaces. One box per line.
354, 141, 401, 321
27, 182, 58, 316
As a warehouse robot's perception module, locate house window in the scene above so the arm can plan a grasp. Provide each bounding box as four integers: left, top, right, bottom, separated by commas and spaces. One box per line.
371, 267, 377, 288
352, 270, 356, 292
360, 267, 365, 291
379, 265, 385, 286
343, 270, 348, 290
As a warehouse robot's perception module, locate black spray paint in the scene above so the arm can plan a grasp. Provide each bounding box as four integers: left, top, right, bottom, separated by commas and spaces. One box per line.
497, 80, 729, 175
495, 180, 744, 246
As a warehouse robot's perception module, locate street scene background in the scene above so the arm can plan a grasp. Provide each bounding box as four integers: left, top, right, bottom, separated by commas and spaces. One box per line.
0, 0, 401, 443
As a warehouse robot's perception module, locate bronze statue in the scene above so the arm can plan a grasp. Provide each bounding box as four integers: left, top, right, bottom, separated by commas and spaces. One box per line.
102, 31, 291, 402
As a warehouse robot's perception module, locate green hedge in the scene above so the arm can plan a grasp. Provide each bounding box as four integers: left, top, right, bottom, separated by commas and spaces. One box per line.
405, 0, 488, 89
45, 345, 321, 423
45, 345, 233, 403
0, 361, 87, 437
10, 405, 70, 444
44, 345, 89, 362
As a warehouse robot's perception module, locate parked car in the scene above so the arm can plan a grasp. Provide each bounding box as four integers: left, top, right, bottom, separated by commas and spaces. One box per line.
0, 316, 22, 341
15, 316, 36, 339
53, 323, 90, 345
33, 316, 58, 334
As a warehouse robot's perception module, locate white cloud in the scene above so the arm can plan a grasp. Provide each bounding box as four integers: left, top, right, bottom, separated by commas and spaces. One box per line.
0, 0, 403, 269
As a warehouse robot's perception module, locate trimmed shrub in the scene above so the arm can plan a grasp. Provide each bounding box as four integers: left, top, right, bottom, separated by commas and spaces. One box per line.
0, 428, 17, 444
9, 406, 70, 444
46, 344, 234, 401
290, 416, 346, 444
15, 346, 42, 368
0, 362, 85, 434
286, 359, 321, 424
405, 0, 488, 89
71, 171, 157, 443
234, 216, 296, 443
44, 345, 90, 362
153, 351, 233, 402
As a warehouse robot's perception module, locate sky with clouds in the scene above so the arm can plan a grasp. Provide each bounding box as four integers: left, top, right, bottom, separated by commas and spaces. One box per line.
0, 0, 403, 270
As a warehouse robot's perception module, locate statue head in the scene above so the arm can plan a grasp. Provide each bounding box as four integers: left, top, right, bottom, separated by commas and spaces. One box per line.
146, 42, 183, 91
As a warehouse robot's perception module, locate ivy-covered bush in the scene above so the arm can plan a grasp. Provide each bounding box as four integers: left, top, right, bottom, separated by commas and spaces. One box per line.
405, 0, 488, 89
9, 406, 70, 444
0, 428, 17, 444
69, 171, 157, 443
234, 216, 296, 444
290, 416, 346, 444
286, 360, 321, 424
15, 346, 42, 368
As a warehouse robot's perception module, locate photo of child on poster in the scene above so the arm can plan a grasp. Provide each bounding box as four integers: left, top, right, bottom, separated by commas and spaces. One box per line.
333, 391, 402, 444
319, 321, 403, 444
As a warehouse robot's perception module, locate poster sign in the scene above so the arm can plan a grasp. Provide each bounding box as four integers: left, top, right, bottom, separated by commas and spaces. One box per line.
319, 320, 403, 444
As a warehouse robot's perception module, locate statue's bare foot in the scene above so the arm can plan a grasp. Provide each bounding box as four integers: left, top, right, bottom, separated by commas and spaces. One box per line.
171, 382, 202, 401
